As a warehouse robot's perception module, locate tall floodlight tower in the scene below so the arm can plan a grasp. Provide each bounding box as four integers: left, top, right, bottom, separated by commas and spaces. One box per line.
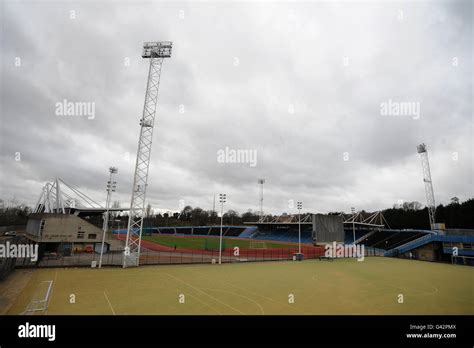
258, 179, 265, 221
417, 143, 436, 229
123, 42, 172, 268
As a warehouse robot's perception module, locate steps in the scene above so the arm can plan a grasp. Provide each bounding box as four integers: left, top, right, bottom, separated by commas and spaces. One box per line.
384, 234, 434, 257
238, 226, 258, 238
352, 230, 377, 245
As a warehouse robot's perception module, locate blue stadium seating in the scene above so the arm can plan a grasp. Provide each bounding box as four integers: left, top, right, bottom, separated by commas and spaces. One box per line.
250, 229, 313, 244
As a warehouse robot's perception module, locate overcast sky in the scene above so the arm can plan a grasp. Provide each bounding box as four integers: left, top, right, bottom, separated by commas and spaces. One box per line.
0, 0, 472, 216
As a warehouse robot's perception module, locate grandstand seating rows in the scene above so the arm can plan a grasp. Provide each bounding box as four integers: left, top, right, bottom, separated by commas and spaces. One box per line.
248, 228, 435, 252
344, 229, 369, 244
238, 226, 258, 238
251, 230, 313, 244
113, 226, 248, 237
385, 233, 474, 257
112, 225, 474, 263
356, 230, 427, 250
114, 225, 465, 256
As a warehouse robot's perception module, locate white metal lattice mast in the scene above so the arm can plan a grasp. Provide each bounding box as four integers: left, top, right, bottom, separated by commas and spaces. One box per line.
416, 143, 436, 229
123, 42, 172, 268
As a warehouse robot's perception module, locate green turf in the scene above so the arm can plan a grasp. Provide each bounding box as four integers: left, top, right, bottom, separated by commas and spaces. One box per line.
142, 235, 297, 250
7, 257, 473, 315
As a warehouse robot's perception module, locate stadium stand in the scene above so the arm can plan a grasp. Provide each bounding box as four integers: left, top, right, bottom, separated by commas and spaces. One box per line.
113, 225, 253, 237
208, 227, 222, 236
224, 227, 246, 237
111, 224, 473, 266
238, 226, 258, 238
385, 234, 474, 257
158, 228, 175, 234
379, 231, 427, 249
251, 229, 313, 244
356, 229, 429, 250
178, 227, 192, 235
344, 229, 371, 244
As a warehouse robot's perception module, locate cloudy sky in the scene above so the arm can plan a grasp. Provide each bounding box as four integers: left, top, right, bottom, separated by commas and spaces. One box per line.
0, 0, 472, 216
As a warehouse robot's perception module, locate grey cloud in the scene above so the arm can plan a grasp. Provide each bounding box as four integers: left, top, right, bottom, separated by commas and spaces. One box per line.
1, 1, 472, 215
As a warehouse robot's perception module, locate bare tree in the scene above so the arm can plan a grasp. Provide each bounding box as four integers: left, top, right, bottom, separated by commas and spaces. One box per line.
111, 200, 121, 218
402, 201, 422, 211
146, 203, 152, 218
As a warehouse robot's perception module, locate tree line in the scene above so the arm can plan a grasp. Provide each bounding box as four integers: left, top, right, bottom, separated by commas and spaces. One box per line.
381, 198, 474, 230
0, 197, 472, 230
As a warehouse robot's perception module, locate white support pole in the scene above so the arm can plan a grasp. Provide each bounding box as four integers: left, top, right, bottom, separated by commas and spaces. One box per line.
56, 179, 65, 214
353, 222, 355, 244
298, 211, 301, 254
99, 167, 117, 268
45, 183, 52, 213
351, 207, 356, 244
297, 201, 302, 254
219, 205, 223, 265
258, 179, 265, 221
34, 186, 46, 213
55, 178, 61, 213
218, 193, 226, 265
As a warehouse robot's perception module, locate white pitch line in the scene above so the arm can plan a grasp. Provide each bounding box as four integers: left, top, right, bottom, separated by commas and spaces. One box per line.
104, 291, 116, 315
45, 270, 58, 315
196, 270, 310, 314
164, 272, 245, 314
200, 287, 265, 315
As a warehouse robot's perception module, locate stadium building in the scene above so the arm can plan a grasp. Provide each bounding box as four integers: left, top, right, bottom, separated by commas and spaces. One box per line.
241, 212, 474, 265
24, 178, 125, 259
26, 208, 124, 257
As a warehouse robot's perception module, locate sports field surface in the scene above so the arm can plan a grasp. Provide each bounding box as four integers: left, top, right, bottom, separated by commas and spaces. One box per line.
142, 235, 296, 250
7, 257, 474, 315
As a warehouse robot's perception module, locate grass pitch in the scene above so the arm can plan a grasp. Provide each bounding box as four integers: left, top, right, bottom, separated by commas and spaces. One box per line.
7, 257, 473, 315
142, 234, 296, 250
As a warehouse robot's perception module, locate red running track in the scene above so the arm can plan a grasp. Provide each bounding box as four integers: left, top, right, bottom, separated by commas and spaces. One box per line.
115, 234, 325, 258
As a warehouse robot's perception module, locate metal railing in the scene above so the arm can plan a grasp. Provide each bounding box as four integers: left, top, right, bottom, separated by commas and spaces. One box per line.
8, 244, 389, 269
16, 246, 323, 268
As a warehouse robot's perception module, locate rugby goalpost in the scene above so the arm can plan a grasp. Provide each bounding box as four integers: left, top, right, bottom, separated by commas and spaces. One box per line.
22, 280, 53, 315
